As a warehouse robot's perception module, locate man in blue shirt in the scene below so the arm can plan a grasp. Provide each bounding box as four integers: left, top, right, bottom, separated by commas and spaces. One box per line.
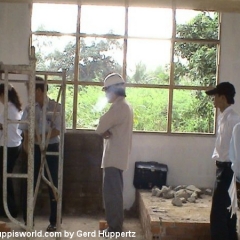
20, 76, 62, 232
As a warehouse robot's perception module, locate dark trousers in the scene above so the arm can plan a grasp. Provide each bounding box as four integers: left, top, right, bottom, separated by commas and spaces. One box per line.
210, 162, 238, 240
103, 167, 123, 232
0, 145, 21, 217
22, 143, 59, 225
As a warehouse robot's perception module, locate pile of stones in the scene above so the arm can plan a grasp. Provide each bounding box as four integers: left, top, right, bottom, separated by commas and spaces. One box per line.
151, 185, 212, 207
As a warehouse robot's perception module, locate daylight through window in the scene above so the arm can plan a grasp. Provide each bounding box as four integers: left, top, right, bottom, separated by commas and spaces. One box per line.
31, 4, 219, 133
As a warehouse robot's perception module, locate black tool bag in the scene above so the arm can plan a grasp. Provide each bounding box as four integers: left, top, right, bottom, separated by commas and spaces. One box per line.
133, 161, 168, 189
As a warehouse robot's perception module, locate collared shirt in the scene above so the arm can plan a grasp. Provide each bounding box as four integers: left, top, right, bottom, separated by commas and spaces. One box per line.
212, 106, 240, 162
0, 102, 22, 147
96, 96, 133, 171
20, 97, 62, 145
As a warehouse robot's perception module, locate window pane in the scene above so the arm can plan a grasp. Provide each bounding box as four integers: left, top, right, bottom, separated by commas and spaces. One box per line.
35, 73, 64, 81
174, 42, 217, 86
77, 86, 108, 129
176, 10, 219, 40
46, 84, 74, 129
81, 6, 125, 35
79, 37, 123, 82
33, 35, 76, 80
65, 85, 74, 129
127, 88, 168, 132
128, 7, 172, 38
127, 39, 171, 84
32, 3, 78, 33
172, 89, 214, 133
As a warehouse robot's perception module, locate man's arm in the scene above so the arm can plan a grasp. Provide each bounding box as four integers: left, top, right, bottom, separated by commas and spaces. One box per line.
35, 128, 60, 143
96, 107, 116, 137
230, 123, 240, 182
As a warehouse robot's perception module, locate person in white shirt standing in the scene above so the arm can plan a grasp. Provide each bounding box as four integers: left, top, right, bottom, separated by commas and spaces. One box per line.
206, 82, 240, 240
96, 73, 133, 233
0, 83, 22, 218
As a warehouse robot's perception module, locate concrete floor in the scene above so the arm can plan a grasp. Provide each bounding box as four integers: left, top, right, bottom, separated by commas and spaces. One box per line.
0, 214, 145, 240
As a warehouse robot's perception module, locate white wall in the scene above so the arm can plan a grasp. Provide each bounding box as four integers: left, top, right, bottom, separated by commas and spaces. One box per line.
1, 4, 240, 210
123, 12, 240, 209
0, 3, 31, 109
123, 133, 216, 208
0, 3, 31, 65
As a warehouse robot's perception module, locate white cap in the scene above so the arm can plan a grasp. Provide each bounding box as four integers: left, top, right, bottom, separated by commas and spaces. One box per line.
103, 73, 125, 89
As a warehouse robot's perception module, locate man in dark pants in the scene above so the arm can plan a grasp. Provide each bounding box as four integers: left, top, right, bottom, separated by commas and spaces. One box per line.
20, 76, 62, 231
206, 82, 240, 240
96, 73, 133, 233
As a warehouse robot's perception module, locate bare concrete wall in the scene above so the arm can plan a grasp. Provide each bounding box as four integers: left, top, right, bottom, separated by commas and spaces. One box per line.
62, 132, 103, 214
30, 132, 103, 215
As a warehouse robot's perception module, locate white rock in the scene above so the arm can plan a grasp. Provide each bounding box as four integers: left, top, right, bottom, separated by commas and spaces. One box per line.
172, 197, 183, 207
175, 189, 189, 200
162, 190, 174, 199
188, 197, 196, 203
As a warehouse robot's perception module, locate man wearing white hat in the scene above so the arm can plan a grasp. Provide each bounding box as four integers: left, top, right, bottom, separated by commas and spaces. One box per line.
96, 73, 133, 233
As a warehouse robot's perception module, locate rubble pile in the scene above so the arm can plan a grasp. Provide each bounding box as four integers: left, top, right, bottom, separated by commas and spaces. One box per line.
152, 185, 212, 207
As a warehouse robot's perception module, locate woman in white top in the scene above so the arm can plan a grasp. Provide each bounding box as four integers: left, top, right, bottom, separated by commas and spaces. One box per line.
0, 83, 22, 218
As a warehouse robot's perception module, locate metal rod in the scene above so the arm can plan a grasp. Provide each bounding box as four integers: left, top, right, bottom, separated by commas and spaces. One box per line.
56, 69, 66, 236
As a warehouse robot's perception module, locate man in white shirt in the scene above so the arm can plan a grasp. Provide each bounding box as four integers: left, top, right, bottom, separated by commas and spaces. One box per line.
96, 73, 133, 233
206, 82, 240, 240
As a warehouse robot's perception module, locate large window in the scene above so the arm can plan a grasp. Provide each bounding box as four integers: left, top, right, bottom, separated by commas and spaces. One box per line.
31, 4, 219, 134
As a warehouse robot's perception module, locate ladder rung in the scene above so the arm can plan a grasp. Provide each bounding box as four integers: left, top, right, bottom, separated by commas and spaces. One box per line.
7, 120, 29, 124
0, 79, 29, 83
46, 152, 59, 156
0, 64, 33, 73
6, 173, 28, 178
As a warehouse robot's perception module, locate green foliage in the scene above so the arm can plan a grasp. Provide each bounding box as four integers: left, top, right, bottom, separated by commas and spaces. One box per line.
127, 88, 168, 131
129, 62, 169, 85
172, 90, 214, 133
172, 12, 218, 133
79, 38, 122, 81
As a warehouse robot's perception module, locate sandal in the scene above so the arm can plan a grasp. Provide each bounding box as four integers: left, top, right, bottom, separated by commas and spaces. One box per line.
46, 224, 56, 232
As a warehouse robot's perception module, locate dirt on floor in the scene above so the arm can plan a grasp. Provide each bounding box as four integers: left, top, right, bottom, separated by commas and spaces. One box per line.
140, 190, 212, 223
0, 214, 145, 240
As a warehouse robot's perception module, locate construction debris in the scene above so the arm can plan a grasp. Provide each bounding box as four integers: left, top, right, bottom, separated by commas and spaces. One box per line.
152, 185, 212, 207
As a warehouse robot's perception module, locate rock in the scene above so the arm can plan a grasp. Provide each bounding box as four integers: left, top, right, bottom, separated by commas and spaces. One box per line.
162, 190, 175, 199
180, 197, 187, 203
174, 185, 187, 191
161, 186, 170, 193
205, 188, 212, 196
175, 189, 189, 200
188, 197, 196, 203
172, 197, 183, 207
186, 185, 202, 194
152, 187, 160, 196
191, 191, 198, 199
156, 188, 163, 197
